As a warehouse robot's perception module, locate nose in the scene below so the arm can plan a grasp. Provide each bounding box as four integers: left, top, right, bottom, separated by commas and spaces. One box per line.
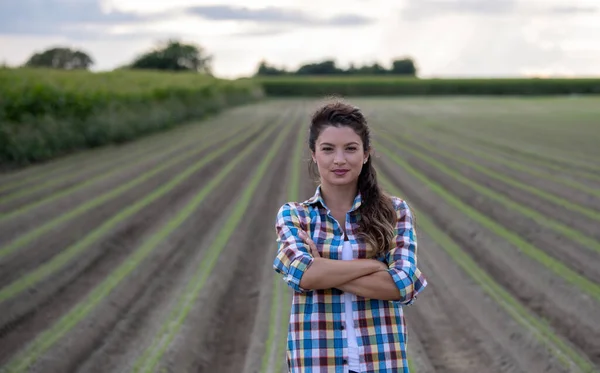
333, 151, 346, 165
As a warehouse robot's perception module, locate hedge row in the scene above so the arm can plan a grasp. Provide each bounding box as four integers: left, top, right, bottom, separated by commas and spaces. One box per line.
255, 76, 600, 96
0, 68, 264, 166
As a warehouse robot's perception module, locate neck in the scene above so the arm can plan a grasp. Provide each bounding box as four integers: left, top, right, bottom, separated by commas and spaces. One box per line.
320, 181, 358, 213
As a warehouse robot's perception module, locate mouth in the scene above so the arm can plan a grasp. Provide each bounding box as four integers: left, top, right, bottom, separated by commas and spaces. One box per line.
332, 169, 350, 176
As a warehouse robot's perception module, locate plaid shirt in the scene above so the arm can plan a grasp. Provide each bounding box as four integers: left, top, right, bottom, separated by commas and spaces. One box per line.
273, 185, 427, 373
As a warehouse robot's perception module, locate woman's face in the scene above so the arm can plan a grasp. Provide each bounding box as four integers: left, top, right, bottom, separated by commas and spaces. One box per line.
312, 125, 369, 187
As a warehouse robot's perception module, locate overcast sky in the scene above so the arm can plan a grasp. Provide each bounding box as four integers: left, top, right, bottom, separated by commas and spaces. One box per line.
1, 0, 599, 78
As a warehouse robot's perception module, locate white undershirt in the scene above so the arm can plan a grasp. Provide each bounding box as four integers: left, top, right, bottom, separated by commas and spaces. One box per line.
342, 239, 361, 372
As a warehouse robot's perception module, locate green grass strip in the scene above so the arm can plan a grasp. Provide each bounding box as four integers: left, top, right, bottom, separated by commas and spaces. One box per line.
407, 355, 415, 373
378, 173, 596, 373
132, 115, 293, 373
0, 123, 265, 302
262, 273, 282, 373
400, 127, 600, 199
275, 288, 291, 371
0, 122, 258, 261
260, 117, 305, 373
394, 132, 600, 222
1, 118, 281, 373
375, 140, 600, 302
376, 134, 600, 255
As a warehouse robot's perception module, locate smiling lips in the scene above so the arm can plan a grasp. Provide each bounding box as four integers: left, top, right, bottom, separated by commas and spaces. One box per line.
333, 169, 349, 176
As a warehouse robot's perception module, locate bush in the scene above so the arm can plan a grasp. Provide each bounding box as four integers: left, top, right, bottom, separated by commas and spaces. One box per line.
255, 76, 600, 97
0, 68, 264, 166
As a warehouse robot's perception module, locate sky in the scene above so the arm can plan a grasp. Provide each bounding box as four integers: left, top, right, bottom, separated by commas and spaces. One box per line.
0, 0, 599, 79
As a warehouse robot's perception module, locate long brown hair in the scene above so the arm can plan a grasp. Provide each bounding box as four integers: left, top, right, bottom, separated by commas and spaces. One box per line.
308, 99, 396, 258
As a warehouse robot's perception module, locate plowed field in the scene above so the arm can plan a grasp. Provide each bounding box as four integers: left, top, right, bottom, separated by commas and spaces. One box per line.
1, 97, 598, 373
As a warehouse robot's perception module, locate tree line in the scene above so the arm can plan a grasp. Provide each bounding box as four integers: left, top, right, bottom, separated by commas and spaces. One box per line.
255, 58, 417, 76
20, 39, 213, 74
17, 39, 418, 77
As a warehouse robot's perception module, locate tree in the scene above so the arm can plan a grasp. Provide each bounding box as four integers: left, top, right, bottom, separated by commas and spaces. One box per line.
391, 58, 417, 76
130, 39, 213, 74
256, 60, 287, 76
24, 47, 94, 70
254, 57, 419, 76
296, 60, 342, 75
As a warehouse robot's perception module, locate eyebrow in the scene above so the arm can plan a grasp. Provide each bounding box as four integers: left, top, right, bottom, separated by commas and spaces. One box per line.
319, 142, 360, 146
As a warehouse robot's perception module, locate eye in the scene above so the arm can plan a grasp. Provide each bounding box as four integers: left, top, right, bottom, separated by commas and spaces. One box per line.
347, 146, 358, 152
322, 147, 333, 152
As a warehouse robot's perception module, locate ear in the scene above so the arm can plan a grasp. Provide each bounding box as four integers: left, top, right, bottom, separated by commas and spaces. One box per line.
311, 151, 316, 164
364, 147, 371, 164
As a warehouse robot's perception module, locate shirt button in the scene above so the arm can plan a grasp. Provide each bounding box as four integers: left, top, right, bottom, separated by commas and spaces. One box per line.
343, 359, 348, 364
341, 324, 345, 330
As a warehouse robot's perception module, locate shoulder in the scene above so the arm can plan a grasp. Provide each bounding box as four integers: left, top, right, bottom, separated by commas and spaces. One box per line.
387, 195, 414, 219
388, 195, 410, 211
275, 201, 310, 221
277, 193, 319, 215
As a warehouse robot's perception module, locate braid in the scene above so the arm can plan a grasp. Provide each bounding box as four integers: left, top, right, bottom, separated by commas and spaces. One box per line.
356, 158, 396, 258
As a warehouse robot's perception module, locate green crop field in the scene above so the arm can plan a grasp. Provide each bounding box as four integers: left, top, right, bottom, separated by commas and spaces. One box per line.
255, 75, 600, 96
0, 96, 599, 373
0, 68, 263, 166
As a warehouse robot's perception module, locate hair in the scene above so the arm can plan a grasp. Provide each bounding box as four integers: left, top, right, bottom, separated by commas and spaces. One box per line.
308, 99, 396, 258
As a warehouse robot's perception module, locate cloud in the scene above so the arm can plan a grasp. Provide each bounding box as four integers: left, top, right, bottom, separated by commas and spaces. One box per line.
184, 5, 373, 27
549, 6, 597, 14
401, 0, 516, 19
401, 0, 598, 20
0, 0, 149, 36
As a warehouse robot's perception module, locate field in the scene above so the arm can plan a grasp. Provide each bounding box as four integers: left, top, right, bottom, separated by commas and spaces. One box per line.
0, 97, 599, 373
255, 75, 600, 96
0, 68, 263, 165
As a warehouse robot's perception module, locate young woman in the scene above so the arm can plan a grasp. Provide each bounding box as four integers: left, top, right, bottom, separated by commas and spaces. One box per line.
273, 100, 428, 373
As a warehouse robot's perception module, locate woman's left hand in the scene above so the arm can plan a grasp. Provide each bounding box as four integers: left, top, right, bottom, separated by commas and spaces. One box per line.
298, 230, 321, 258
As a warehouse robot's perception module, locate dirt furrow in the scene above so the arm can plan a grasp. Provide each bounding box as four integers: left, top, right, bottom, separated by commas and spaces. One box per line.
376, 152, 600, 368
370, 113, 600, 190
0, 125, 269, 328
384, 126, 600, 212
0, 104, 253, 187
402, 237, 496, 373
375, 134, 600, 287
405, 325, 435, 373
411, 118, 600, 175
393, 133, 600, 240
403, 232, 571, 373
73, 125, 292, 373
0, 124, 266, 286
170, 124, 295, 373
0, 124, 281, 370
0, 140, 171, 207
240, 112, 312, 373
0, 112, 265, 231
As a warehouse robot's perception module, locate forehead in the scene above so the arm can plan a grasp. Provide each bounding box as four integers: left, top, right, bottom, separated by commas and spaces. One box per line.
316, 126, 362, 145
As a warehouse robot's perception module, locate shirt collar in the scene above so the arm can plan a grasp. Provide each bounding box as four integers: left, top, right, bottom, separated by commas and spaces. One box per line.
306, 184, 363, 213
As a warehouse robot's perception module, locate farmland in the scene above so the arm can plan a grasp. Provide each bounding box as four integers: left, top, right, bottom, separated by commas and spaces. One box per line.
0, 97, 599, 373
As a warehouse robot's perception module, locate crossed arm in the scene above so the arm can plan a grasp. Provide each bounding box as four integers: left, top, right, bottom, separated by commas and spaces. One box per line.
296, 231, 402, 301
273, 202, 427, 305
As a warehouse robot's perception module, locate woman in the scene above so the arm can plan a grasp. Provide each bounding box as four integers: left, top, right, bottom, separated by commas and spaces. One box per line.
273, 100, 427, 373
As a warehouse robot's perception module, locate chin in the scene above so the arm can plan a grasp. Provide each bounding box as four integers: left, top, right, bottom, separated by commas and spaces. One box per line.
324, 175, 359, 186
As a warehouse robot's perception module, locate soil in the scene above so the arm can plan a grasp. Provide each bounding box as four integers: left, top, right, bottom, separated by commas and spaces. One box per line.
0, 98, 598, 373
